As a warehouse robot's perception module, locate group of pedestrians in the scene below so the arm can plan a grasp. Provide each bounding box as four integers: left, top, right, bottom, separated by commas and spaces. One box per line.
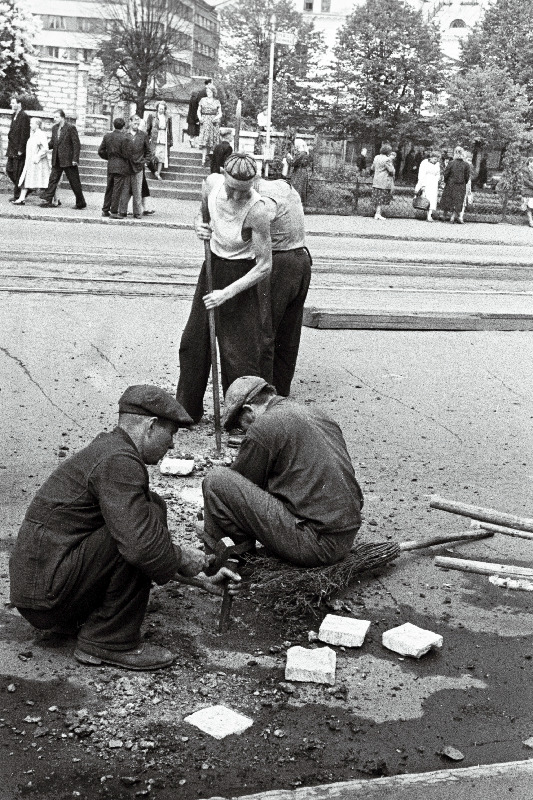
98, 115, 154, 219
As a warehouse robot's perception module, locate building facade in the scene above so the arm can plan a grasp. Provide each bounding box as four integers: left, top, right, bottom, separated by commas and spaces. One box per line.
26, 0, 219, 134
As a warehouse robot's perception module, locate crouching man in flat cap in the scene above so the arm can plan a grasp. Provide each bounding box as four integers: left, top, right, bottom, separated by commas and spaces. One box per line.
9, 385, 239, 671
202, 377, 364, 566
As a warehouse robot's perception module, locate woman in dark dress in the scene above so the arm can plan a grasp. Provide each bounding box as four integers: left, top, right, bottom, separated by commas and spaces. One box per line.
290, 138, 311, 206
440, 146, 471, 224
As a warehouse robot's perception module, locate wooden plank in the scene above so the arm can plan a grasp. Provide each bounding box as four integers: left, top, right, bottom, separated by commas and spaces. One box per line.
430, 496, 533, 534
201, 759, 533, 800
303, 307, 533, 331
470, 520, 533, 541
434, 556, 533, 578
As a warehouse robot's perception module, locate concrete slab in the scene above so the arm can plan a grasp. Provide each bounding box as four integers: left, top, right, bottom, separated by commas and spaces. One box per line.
285, 646, 336, 685
382, 623, 443, 658
318, 615, 371, 647
184, 705, 254, 739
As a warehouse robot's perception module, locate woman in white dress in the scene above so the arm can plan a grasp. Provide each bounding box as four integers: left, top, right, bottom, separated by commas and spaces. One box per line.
415, 150, 441, 221
15, 118, 59, 206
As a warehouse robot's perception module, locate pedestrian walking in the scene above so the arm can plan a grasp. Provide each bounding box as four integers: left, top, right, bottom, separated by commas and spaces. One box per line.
6, 95, 30, 202
98, 118, 131, 219
210, 128, 233, 174
14, 118, 60, 206
147, 102, 173, 180
289, 139, 311, 206
414, 150, 441, 222
356, 147, 368, 174
198, 84, 221, 167
521, 156, 533, 228
119, 114, 152, 219
176, 153, 272, 424
371, 143, 395, 220
440, 146, 471, 224
40, 110, 86, 210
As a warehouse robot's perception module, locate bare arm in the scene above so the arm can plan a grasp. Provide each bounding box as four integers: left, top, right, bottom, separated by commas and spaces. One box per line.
203, 202, 272, 310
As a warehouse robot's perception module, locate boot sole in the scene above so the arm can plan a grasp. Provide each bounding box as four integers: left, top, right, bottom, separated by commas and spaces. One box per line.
74, 647, 174, 671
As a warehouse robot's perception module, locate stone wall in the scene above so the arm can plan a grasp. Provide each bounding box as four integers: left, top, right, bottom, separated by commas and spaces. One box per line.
34, 58, 89, 131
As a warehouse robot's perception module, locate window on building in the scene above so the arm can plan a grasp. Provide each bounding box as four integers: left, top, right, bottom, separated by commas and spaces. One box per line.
176, 32, 192, 49
175, 61, 191, 77
304, 0, 314, 9
321, 0, 331, 10
77, 17, 96, 32
79, 49, 95, 62
450, 18, 467, 27
46, 46, 61, 58
193, 40, 216, 58
195, 13, 217, 32
48, 16, 66, 30
173, 1, 193, 21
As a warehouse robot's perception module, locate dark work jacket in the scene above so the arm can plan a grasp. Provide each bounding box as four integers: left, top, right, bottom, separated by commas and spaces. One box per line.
7, 110, 31, 157
231, 398, 363, 537
9, 427, 181, 610
126, 130, 152, 173
49, 121, 81, 168
98, 129, 131, 175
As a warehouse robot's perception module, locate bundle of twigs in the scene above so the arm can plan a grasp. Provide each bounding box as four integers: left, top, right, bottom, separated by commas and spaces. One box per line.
243, 531, 493, 617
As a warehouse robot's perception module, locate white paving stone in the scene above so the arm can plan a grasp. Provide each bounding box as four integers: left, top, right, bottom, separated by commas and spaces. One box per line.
318, 614, 371, 648
382, 622, 443, 658
184, 705, 253, 739
159, 457, 195, 476
179, 486, 204, 506
285, 646, 336, 685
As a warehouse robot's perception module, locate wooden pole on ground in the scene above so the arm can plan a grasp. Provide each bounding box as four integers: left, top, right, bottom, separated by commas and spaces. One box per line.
435, 556, 533, 579
470, 520, 533, 541
202, 195, 222, 453
430, 496, 533, 534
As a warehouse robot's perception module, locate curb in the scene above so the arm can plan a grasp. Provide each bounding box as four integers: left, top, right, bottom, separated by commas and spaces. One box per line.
201, 759, 533, 800
303, 308, 533, 331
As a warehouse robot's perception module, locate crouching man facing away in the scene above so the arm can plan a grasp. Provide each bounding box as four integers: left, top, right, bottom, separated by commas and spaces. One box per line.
202, 377, 364, 567
9, 385, 239, 671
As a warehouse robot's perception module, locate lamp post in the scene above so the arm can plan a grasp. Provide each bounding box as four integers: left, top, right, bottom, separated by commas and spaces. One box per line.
264, 13, 276, 178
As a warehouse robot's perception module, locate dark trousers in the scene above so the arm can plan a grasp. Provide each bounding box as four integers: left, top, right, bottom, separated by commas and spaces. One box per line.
203, 468, 355, 567
265, 247, 312, 397
44, 164, 86, 206
17, 491, 166, 650
102, 172, 128, 214
176, 252, 272, 423
6, 154, 25, 199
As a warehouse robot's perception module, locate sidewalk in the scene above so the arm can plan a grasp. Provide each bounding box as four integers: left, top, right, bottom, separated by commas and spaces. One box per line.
1, 185, 533, 247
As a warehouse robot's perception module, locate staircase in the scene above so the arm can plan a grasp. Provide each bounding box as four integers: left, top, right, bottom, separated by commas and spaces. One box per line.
63, 142, 205, 200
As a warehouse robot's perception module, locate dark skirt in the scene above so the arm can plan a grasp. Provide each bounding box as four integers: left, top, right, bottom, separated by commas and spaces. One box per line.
440, 183, 466, 214
187, 122, 200, 138
372, 187, 393, 206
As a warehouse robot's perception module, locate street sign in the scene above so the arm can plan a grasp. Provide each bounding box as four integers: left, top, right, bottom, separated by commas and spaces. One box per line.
276, 31, 296, 46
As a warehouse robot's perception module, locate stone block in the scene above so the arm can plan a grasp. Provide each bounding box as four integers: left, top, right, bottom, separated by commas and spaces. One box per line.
179, 486, 204, 506
318, 614, 371, 647
184, 705, 253, 739
159, 457, 195, 476
285, 646, 336, 685
382, 622, 443, 658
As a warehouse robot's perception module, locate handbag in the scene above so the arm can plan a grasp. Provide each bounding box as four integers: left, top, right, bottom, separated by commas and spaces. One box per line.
412, 190, 430, 211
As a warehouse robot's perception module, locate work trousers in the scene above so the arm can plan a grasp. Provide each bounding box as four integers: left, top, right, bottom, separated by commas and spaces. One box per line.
43, 164, 85, 207
6, 154, 26, 199
17, 491, 166, 651
102, 172, 128, 214
119, 170, 143, 217
176, 252, 272, 423
203, 468, 356, 567
265, 247, 312, 397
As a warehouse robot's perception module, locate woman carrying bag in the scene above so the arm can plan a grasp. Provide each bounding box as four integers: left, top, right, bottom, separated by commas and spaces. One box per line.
414, 150, 441, 222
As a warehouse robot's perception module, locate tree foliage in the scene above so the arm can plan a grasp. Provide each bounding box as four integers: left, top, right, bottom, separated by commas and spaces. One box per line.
97, 0, 190, 115
461, 0, 533, 102
329, 0, 443, 145
218, 0, 324, 130
431, 66, 530, 150
0, 0, 40, 108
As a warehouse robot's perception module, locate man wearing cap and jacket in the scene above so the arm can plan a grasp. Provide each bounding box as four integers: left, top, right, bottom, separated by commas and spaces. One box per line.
202, 376, 364, 566
9, 385, 239, 671
176, 152, 273, 424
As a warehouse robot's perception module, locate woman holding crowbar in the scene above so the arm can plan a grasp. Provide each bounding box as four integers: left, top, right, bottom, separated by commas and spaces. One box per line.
176, 149, 273, 432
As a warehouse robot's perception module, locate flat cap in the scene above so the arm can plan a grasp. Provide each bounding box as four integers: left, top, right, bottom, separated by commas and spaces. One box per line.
224, 152, 257, 181
222, 376, 270, 431
118, 385, 193, 427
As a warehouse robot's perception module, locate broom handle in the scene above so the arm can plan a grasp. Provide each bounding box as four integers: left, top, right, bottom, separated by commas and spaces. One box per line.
430, 495, 533, 534
202, 198, 222, 454
399, 530, 494, 552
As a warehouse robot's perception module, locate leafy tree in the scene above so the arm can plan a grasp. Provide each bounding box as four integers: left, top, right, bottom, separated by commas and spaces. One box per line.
432, 67, 530, 151
0, 0, 41, 108
97, 0, 191, 115
461, 0, 533, 103
329, 0, 443, 147
218, 0, 324, 130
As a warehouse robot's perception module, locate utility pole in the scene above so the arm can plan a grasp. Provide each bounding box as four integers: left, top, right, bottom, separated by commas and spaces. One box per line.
265, 13, 276, 178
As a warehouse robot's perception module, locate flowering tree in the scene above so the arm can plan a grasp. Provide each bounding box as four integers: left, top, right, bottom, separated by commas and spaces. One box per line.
0, 0, 40, 107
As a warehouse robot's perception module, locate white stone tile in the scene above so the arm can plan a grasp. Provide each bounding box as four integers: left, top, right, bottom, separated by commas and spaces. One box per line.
184, 705, 253, 739
318, 614, 371, 647
382, 622, 443, 658
285, 646, 336, 685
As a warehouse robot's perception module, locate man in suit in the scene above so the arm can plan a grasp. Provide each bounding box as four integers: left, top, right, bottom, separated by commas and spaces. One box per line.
98, 118, 131, 218
6, 95, 31, 202
40, 109, 86, 209
118, 114, 152, 219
